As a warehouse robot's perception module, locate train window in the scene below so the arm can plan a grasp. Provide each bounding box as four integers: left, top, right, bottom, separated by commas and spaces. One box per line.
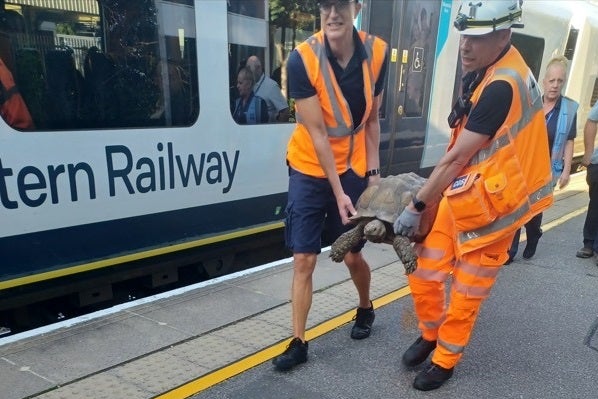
0, 0, 199, 131
511, 33, 544, 80
228, 0, 265, 19
227, 0, 317, 125
563, 28, 578, 61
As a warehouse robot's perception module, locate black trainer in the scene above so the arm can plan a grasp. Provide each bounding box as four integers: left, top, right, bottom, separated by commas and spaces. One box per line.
272, 337, 308, 371
522, 232, 542, 259
350, 302, 375, 339
402, 336, 437, 367
413, 363, 454, 391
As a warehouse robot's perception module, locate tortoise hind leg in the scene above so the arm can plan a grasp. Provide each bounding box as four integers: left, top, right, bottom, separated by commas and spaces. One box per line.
392, 235, 418, 274
330, 221, 367, 262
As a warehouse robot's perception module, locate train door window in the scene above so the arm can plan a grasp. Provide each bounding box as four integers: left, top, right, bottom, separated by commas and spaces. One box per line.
227, 0, 317, 125
363, 0, 394, 120
0, 0, 199, 131
402, 2, 435, 118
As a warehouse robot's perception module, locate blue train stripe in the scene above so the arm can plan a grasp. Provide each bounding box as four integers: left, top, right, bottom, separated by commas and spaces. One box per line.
0, 193, 287, 289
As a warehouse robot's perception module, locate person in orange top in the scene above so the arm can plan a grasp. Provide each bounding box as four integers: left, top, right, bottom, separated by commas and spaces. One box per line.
0, 57, 34, 130
393, 0, 553, 391
273, 0, 388, 371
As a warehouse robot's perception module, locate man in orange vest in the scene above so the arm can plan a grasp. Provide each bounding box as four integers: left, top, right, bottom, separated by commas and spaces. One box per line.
393, 0, 553, 390
273, 0, 388, 371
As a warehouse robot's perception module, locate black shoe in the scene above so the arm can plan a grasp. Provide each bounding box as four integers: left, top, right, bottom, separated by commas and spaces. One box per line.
272, 337, 308, 371
413, 363, 454, 391
504, 254, 514, 265
350, 302, 375, 339
522, 233, 542, 259
576, 246, 594, 258
402, 336, 437, 367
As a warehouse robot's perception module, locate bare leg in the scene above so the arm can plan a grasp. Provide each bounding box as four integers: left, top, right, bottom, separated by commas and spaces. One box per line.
344, 251, 371, 308
291, 252, 317, 340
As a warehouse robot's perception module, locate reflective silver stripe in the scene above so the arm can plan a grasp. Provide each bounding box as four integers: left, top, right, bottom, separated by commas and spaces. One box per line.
495, 67, 543, 139
455, 259, 501, 278
363, 34, 376, 108
469, 132, 510, 165
458, 201, 529, 244
452, 279, 492, 298
309, 37, 351, 137
414, 244, 445, 260
438, 338, 465, 354
469, 67, 542, 166
411, 266, 451, 282
423, 317, 446, 329
458, 180, 552, 244
529, 181, 553, 204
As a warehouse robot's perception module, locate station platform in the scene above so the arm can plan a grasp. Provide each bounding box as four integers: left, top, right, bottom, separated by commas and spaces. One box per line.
2, 172, 598, 399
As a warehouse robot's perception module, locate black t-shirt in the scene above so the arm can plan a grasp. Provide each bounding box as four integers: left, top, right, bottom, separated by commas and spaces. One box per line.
464, 80, 513, 137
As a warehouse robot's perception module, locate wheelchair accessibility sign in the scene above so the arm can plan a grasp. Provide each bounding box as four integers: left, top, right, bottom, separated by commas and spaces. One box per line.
411, 47, 424, 72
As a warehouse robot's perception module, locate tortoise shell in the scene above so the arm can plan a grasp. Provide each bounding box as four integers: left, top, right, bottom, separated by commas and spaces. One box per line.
350, 172, 426, 224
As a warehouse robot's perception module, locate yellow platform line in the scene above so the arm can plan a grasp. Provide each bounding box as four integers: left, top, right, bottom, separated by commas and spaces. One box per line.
542, 206, 587, 231
154, 286, 412, 399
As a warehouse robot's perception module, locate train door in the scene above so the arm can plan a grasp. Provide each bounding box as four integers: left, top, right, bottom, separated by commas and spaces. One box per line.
362, 0, 442, 175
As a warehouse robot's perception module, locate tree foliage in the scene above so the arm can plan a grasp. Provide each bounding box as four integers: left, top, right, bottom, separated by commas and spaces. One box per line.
270, 0, 319, 31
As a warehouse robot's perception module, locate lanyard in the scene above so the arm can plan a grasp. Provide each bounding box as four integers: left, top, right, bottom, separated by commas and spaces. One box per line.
545, 107, 556, 125
254, 74, 265, 93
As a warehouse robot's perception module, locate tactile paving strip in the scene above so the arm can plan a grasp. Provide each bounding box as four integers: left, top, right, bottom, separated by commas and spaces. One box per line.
30, 261, 408, 399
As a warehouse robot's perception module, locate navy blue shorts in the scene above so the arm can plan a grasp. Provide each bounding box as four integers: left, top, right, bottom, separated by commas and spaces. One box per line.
284, 168, 367, 254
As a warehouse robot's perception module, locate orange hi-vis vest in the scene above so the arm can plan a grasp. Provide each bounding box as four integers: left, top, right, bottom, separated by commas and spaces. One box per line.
0, 58, 34, 130
444, 45, 553, 254
286, 30, 387, 178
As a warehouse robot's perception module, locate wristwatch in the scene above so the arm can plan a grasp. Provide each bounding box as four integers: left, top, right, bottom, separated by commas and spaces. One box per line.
365, 168, 380, 177
412, 196, 426, 212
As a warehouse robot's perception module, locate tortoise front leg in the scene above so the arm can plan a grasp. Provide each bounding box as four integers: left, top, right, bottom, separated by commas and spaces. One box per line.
330, 221, 367, 263
392, 235, 418, 274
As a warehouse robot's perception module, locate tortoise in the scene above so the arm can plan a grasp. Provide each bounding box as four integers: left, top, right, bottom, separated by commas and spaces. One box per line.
329, 172, 431, 274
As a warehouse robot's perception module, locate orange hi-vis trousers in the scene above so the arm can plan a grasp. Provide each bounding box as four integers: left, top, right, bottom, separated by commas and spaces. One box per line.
408, 198, 515, 369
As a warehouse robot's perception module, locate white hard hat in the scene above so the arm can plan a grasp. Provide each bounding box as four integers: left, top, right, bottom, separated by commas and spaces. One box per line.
454, 0, 523, 35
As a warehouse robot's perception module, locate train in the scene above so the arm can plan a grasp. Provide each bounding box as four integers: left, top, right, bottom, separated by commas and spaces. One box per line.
0, 0, 597, 320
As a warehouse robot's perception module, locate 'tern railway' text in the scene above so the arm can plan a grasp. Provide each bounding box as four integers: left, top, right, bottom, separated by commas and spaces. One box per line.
0, 142, 240, 208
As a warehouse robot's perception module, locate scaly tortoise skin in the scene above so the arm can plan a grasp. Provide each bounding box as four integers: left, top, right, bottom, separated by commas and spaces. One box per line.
329, 172, 428, 274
